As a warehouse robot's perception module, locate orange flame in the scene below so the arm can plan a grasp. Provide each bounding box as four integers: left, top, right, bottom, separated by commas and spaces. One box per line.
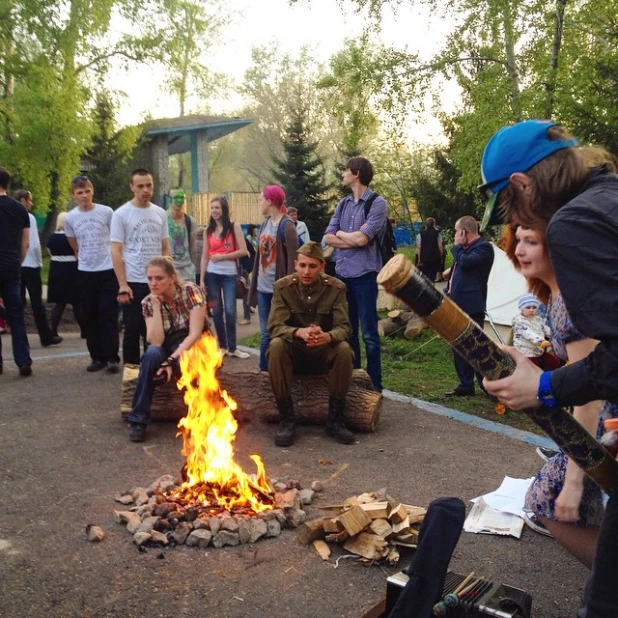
174, 333, 273, 512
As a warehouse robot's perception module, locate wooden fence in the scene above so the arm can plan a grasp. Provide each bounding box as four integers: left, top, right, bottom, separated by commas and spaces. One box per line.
190, 192, 262, 225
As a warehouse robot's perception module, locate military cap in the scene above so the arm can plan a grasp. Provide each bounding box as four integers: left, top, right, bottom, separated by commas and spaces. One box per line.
296, 241, 324, 262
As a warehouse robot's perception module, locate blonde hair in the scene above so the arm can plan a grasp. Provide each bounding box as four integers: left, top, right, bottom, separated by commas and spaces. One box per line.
146, 255, 181, 282
55, 212, 67, 232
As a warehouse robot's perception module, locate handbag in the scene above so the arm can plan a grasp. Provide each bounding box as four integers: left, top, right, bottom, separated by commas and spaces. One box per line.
231, 221, 248, 299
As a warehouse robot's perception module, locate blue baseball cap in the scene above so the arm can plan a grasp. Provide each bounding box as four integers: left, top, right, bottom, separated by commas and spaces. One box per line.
479, 120, 579, 230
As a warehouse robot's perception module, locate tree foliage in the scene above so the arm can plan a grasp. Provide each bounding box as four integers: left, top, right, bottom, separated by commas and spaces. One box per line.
273, 108, 333, 238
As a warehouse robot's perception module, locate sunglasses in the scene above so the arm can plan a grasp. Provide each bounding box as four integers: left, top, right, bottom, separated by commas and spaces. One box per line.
477, 176, 511, 202
72, 174, 89, 184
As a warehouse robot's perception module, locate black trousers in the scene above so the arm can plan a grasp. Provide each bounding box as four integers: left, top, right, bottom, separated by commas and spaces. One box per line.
452, 311, 485, 390
20, 266, 54, 344
121, 282, 150, 365
78, 269, 119, 363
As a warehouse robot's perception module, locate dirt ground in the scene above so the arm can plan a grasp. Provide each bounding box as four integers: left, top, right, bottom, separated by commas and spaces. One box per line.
0, 333, 587, 618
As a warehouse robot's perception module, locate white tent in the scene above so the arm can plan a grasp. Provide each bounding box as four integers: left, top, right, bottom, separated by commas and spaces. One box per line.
484, 243, 528, 344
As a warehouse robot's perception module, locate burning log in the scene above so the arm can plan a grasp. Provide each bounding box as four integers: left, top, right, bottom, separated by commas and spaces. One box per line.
120, 366, 382, 433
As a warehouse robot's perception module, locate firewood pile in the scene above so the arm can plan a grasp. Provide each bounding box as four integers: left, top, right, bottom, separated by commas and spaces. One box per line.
297, 489, 426, 565
378, 309, 428, 339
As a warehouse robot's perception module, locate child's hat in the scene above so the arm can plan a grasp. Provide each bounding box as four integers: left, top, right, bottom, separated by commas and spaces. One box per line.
518, 293, 540, 310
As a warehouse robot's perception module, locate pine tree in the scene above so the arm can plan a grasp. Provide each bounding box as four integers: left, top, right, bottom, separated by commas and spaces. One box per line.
273, 109, 332, 239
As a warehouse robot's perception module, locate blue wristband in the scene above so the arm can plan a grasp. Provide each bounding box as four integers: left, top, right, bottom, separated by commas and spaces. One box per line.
537, 371, 559, 408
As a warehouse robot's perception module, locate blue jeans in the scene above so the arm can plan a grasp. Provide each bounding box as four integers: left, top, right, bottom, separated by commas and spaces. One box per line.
339, 272, 382, 392
0, 276, 31, 368
127, 346, 167, 425
206, 272, 238, 352
257, 291, 273, 371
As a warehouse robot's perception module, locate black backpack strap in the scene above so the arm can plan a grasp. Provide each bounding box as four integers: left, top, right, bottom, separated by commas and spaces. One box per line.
363, 191, 379, 218
184, 214, 192, 236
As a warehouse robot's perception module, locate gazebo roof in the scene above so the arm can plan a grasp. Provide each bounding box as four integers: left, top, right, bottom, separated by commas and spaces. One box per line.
144, 114, 252, 155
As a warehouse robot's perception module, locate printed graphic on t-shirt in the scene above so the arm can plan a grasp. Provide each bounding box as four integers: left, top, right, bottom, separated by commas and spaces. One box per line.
259, 234, 276, 272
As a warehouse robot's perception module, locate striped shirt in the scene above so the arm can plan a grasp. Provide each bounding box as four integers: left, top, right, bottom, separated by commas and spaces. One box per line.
324, 188, 387, 278
142, 281, 205, 333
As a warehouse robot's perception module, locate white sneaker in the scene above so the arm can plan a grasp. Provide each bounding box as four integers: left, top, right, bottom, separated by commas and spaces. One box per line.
536, 446, 559, 462
238, 319, 251, 325
229, 349, 250, 359
220, 348, 228, 357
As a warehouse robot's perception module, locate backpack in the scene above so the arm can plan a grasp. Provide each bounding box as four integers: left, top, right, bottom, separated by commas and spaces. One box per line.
278, 217, 305, 248
363, 192, 396, 266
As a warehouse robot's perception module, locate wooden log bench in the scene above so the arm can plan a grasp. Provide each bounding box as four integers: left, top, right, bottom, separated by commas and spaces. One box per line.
120, 366, 382, 433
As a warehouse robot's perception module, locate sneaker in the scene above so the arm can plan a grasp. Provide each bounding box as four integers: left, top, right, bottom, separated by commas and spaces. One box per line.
536, 446, 559, 462
523, 512, 553, 537
238, 319, 251, 325
219, 348, 228, 357
129, 422, 147, 442
229, 349, 250, 359
19, 365, 33, 377
106, 361, 120, 374
87, 361, 106, 372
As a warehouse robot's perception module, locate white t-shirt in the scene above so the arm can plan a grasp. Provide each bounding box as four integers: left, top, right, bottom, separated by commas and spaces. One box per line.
295, 220, 310, 244
65, 204, 114, 272
110, 202, 168, 283
22, 213, 42, 268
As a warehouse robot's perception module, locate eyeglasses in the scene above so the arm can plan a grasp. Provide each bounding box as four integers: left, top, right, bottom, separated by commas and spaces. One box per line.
477, 176, 511, 202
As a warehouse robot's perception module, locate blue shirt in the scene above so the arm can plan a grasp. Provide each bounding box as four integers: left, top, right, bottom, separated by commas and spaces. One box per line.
324, 188, 387, 278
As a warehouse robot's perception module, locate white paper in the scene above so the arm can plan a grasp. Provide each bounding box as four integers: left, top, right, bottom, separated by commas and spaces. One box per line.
471, 476, 534, 518
464, 497, 525, 538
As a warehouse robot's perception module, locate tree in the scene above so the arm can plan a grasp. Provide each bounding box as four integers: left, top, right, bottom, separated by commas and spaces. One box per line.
84, 93, 141, 208
273, 107, 332, 238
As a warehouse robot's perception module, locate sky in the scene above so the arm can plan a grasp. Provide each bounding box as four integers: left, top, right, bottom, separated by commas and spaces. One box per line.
109, 0, 459, 144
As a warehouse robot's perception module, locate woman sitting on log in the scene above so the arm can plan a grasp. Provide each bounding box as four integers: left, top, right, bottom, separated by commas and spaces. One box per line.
127, 256, 206, 443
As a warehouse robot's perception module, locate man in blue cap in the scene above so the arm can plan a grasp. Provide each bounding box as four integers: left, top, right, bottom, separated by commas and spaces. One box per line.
479, 119, 618, 618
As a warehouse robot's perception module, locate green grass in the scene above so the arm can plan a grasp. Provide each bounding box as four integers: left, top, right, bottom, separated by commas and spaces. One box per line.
240, 324, 540, 435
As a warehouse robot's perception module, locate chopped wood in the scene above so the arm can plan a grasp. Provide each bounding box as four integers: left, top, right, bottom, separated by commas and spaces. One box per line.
387, 547, 400, 565
343, 496, 361, 508
325, 530, 349, 543
356, 492, 378, 504
369, 519, 393, 538
312, 540, 331, 561
388, 504, 408, 524
392, 540, 418, 549
394, 532, 418, 544
343, 533, 389, 561
360, 501, 390, 520
387, 309, 403, 319
297, 517, 329, 545
403, 505, 427, 524
323, 518, 341, 533
336, 505, 372, 537
391, 515, 410, 535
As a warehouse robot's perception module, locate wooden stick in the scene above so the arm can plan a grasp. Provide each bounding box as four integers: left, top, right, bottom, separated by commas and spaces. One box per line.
452, 571, 475, 595
459, 577, 485, 596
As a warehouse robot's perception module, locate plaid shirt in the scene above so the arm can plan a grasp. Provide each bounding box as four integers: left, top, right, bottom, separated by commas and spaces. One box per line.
141, 281, 205, 333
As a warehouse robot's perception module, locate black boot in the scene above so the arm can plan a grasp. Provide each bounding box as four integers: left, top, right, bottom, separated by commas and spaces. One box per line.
275, 396, 296, 447
326, 397, 355, 444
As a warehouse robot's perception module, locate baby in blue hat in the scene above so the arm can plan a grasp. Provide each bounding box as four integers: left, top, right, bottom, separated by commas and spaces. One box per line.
512, 293, 552, 362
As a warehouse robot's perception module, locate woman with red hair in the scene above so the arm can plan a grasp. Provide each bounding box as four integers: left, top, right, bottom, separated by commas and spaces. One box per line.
248, 185, 298, 371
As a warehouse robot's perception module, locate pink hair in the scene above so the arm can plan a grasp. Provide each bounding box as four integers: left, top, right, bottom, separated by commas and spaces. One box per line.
262, 185, 287, 214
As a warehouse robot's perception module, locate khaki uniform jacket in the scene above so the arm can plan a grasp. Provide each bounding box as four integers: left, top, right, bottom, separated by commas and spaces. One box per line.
267, 273, 351, 344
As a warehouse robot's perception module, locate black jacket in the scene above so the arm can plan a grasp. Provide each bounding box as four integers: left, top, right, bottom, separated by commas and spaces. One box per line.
447, 236, 494, 316
548, 169, 618, 405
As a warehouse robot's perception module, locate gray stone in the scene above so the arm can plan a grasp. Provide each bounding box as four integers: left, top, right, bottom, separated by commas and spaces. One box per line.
193, 518, 210, 530
154, 502, 176, 518
238, 521, 252, 544
135, 506, 152, 518
86, 525, 105, 542
274, 482, 287, 492
113, 510, 134, 524
186, 529, 212, 548
257, 509, 288, 525
150, 530, 169, 546
286, 479, 302, 490
249, 518, 268, 543
136, 522, 154, 535
298, 489, 315, 505
147, 474, 177, 495
142, 516, 159, 526
310, 480, 324, 492
265, 519, 281, 538
222, 517, 239, 533
167, 510, 184, 521
274, 489, 300, 510
209, 516, 221, 536
172, 522, 192, 545
212, 530, 240, 548
114, 493, 134, 505
133, 531, 151, 547
285, 507, 306, 528
126, 514, 143, 534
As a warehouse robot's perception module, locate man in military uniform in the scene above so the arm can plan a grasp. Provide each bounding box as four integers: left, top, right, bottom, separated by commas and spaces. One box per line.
267, 241, 355, 446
